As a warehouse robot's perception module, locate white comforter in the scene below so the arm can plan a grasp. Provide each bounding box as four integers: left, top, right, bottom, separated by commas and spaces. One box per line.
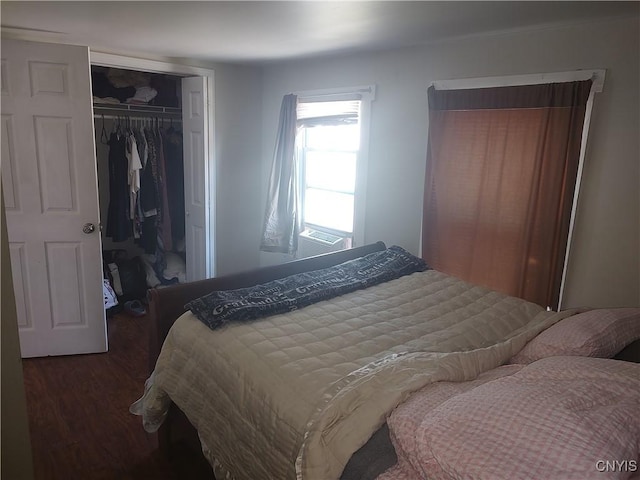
133, 269, 575, 480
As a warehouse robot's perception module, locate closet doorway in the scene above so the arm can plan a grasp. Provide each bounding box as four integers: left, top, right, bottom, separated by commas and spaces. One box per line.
91, 53, 216, 286
2, 39, 215, 358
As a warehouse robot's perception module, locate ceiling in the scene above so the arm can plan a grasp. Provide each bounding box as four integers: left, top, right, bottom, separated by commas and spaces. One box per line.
1, 1, 639, 65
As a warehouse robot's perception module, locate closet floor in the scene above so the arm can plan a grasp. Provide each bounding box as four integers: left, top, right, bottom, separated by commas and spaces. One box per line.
22, 313, 213, 480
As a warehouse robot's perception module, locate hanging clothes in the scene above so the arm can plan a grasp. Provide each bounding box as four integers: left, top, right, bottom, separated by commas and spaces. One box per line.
126, 133, 142, 218
163, 127, 185, 247
140, 126, 161, 254
103, 117, 185, 267
105, 131, 130, 242
155, 125, 173, 252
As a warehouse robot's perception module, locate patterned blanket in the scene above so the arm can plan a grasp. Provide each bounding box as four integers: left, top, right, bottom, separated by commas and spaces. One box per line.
378, 357, 640, 480
186, 246, 428, 330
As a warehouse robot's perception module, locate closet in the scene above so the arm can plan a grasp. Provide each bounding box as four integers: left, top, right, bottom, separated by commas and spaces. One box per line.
92, 66, 187, 312
3, 38, 213, 357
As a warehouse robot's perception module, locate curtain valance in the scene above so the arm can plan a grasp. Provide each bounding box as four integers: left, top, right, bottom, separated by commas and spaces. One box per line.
427, 81, 592, 111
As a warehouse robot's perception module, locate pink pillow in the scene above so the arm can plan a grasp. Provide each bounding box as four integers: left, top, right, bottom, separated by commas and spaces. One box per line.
510, 308, 640, 364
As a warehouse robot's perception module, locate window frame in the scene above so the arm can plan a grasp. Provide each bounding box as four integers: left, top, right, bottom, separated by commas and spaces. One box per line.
294, 85, 376, 247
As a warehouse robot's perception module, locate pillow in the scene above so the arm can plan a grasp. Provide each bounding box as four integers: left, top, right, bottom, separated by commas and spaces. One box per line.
510, 307, 640, 364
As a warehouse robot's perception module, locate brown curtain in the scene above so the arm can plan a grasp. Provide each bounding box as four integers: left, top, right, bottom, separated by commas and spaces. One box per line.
422, 81, 592, 309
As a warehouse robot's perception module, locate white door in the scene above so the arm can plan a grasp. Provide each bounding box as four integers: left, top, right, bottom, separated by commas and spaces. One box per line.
182, 76, 212, 281
2, 39, 107, 357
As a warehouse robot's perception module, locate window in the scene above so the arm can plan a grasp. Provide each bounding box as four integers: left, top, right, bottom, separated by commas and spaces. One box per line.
295, 88, 374, 246
297, 101, 360, 235
423, 70, 603, 310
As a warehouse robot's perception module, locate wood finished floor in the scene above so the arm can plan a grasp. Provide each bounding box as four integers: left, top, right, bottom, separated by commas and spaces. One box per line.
22, 313, 213, 480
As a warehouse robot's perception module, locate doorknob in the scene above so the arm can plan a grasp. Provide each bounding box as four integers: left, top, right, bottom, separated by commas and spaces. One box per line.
82, 223, 96, 234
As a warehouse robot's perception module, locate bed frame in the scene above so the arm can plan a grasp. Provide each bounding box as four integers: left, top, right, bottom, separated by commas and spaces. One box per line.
147, 241, 387, 460
146, 240, 640, 476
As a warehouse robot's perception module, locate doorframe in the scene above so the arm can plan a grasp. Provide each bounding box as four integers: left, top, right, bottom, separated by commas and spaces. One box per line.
90, 51, 217, 277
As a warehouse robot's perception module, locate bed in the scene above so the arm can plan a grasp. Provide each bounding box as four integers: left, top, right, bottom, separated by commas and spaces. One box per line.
132, 241, 640, 480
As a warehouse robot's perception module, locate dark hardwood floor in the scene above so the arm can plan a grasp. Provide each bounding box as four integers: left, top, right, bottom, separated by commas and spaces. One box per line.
22, 312, 213, 480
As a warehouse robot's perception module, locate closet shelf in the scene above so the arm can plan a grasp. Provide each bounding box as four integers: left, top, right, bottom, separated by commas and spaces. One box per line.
93, 102, 182, 117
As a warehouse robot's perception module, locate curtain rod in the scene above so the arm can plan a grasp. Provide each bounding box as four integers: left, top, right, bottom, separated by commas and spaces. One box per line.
292, 84, 376, 101
429, 69, 606, 93
293, 87, 372, 96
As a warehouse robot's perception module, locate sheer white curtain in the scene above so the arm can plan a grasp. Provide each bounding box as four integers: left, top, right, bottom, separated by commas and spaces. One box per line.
260, 94, 301, 254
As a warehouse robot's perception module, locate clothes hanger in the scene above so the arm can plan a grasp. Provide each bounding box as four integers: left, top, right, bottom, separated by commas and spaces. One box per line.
116, 115, 124, 138
100, 114, 109, 144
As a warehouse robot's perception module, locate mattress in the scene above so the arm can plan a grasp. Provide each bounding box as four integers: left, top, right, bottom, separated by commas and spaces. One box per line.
134, 269, 576, 480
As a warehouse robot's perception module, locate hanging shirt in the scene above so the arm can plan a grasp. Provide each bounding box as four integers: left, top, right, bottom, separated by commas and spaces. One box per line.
155, 127, 173, 252
134, 127, 148, 168
105, 132, 130, 242
126, 133, 142, 220
143, 127, 161, 216
163, 127, 185, 245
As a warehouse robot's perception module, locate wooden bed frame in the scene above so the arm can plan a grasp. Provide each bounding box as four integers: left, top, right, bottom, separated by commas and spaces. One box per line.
146, 240, 640, 475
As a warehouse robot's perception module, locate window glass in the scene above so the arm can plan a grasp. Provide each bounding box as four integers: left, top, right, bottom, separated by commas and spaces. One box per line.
305, 151, 356, 193
305, 124, 360, 151
304, 189, 354, 233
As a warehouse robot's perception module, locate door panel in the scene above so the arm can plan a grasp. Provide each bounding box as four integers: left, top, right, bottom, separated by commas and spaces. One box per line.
8, 242, 32, 329
182, 76, 211, 281
34, 116, 78, 211
1, 39, 107, 357
45, 241, 86, 327
1, 114, 19, 210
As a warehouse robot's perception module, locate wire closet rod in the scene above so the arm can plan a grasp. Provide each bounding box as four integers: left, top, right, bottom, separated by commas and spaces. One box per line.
93, 103, 182, 117
94, 113, 182, 122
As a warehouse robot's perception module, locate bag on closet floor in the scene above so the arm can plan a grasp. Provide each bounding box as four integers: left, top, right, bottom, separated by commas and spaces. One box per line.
114, 257, 148, 302
103, 250, 147, 303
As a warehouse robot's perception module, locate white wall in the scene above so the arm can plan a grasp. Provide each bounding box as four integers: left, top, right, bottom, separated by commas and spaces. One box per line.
164, 56, 265, 276
257, 16, 640, 308
212, 63, 264, 275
